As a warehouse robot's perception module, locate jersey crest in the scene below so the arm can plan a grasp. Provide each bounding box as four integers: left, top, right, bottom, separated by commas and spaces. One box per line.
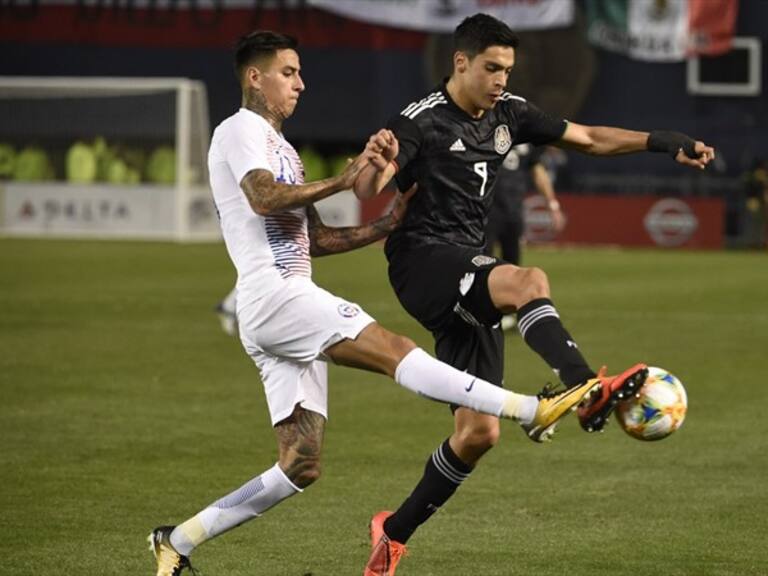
494, 125, 512, 155
471, 255, 496, 267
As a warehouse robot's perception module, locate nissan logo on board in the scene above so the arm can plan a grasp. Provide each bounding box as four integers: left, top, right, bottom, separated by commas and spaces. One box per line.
643, 198, 699, 247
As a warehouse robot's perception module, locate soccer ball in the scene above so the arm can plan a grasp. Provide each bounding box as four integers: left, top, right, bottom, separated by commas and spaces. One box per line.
615, 366, 687, 441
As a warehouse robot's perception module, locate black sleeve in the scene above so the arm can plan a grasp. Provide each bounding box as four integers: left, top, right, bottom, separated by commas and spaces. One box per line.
386, 114, 423, 192
514, 100, 567, 146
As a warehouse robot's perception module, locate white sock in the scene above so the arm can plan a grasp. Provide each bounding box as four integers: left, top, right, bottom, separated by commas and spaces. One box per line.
169, 463, 300, 556
394, 348, 538, 424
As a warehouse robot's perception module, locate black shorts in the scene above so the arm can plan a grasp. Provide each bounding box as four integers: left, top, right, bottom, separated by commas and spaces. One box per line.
386, 241, 506, 386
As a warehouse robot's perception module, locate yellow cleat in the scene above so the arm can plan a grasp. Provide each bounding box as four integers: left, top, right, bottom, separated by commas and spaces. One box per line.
522, 379, 601, 442
147, 526, 195, 576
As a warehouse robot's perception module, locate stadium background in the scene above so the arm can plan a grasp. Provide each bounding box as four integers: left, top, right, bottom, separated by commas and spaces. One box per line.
1, 0, 768, 246
1, 1, 767, 575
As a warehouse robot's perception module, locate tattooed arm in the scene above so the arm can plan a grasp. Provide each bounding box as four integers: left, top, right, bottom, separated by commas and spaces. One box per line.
241, 129, 403, 215
241, 151, 370, 216
308, 185, 416, 257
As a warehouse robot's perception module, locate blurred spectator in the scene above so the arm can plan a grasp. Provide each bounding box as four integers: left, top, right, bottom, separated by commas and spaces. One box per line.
486, 144, 564, 266
743, 158, 768, 248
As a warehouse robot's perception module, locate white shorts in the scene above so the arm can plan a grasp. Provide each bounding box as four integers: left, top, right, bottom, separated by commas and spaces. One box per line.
238, 277, 375, 425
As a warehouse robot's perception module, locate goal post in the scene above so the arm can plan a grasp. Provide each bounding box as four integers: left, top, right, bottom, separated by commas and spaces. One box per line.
0, 76, 220, 241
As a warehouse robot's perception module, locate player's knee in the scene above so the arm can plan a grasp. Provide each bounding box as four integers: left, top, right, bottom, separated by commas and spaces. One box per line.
373, 326, 417, 371
491, 265, 550, 310
520, 266, 550, 301
456, 421, 501, 453
390, 333, 417, 360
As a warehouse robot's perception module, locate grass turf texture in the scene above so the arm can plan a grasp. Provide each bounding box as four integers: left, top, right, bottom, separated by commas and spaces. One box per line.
1, 238, 766, 575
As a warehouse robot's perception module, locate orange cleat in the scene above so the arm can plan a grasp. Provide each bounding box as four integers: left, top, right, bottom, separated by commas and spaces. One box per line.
577, 364, 649, 432
364, 511, 408, 576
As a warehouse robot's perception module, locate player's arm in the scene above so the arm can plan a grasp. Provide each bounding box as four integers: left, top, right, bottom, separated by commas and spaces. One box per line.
354, 160, 399, 200
558, 122, 715, 170
241, 154, 368, 216
530, 162, 564, 232
307, 185, 416, 257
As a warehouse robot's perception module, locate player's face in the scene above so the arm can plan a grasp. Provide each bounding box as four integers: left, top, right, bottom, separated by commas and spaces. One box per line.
255, 49, 305, 120
463, 45, 515, 111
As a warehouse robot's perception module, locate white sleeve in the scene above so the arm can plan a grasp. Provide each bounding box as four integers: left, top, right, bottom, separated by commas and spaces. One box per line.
222, 115, 274, 185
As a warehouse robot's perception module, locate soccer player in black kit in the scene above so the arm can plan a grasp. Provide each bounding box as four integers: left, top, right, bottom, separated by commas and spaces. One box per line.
355, 13, 715, 576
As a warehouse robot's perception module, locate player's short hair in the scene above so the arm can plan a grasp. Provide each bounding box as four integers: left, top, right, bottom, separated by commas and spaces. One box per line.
454, 13, 519, 57
234, 30, 299, 80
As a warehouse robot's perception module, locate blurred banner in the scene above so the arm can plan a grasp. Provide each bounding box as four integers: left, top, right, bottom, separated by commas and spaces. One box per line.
586, 0, 738, 61
1, 183, 219, 240
524, 194, 724, 249
360, 193, 724, 249
308, 0, 574, 32
0, 1, 427, 49
1, 0, 740, 53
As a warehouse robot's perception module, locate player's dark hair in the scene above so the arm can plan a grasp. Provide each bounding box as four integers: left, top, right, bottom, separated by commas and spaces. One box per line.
454, 13, 519, 57
234, 30, 298, 80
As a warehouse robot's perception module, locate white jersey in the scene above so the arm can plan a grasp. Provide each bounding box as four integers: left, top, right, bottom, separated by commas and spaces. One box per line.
208, 108, 311, 305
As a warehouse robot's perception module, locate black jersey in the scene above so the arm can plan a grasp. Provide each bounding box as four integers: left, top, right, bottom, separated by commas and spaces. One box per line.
385, 82, 566, 252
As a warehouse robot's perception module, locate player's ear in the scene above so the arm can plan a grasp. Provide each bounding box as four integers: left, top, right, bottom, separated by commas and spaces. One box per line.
244, 65, 263, 89
454, 51, 469, 74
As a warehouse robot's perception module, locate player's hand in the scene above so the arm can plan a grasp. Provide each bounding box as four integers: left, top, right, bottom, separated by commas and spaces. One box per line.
389, 184, 417, 226
549, 202, 566, 232
365, 129, 399, 171
338, 153, 370, 189
342, 129, 396, 188
675, 141, 715, 170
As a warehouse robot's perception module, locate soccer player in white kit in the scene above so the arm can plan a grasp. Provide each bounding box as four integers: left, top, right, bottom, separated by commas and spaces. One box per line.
147, 31, 601, 576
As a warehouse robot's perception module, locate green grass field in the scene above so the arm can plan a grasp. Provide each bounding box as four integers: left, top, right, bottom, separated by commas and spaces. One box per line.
1, 238, 767, 575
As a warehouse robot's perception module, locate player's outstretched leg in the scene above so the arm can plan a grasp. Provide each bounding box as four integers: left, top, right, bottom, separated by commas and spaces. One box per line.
577, 364, 649, 432
489, 265, 649, 436
365, 511, 408, 576
147, 526, 194, 576
326, 324, 594, 441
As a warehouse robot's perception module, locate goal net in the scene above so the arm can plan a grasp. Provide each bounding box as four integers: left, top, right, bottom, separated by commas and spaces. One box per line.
0, 77, 219, 241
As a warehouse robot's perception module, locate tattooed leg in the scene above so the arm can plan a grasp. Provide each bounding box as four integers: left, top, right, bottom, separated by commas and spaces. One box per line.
167, 405, 320, 556
275, 405, 326, 488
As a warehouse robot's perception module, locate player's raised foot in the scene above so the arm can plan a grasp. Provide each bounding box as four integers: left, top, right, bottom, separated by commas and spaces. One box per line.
577, 364, 649, 433
147, 526, 195, 576
364, 511, 407, 576
215, 302, 238, 336
522, 379, 601, 443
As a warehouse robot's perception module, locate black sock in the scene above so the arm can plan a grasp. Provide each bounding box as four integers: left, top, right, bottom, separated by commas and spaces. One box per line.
383, 439, 471, 544
517, 298, 596, 387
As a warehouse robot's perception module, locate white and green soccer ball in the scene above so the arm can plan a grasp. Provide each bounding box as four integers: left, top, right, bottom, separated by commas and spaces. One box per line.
615, 366, 687, 441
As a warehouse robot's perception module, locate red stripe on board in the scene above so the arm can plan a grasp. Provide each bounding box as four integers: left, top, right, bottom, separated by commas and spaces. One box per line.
0, 6, 427, 50
688, 0, 739, 56
361, 193, 724, 250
